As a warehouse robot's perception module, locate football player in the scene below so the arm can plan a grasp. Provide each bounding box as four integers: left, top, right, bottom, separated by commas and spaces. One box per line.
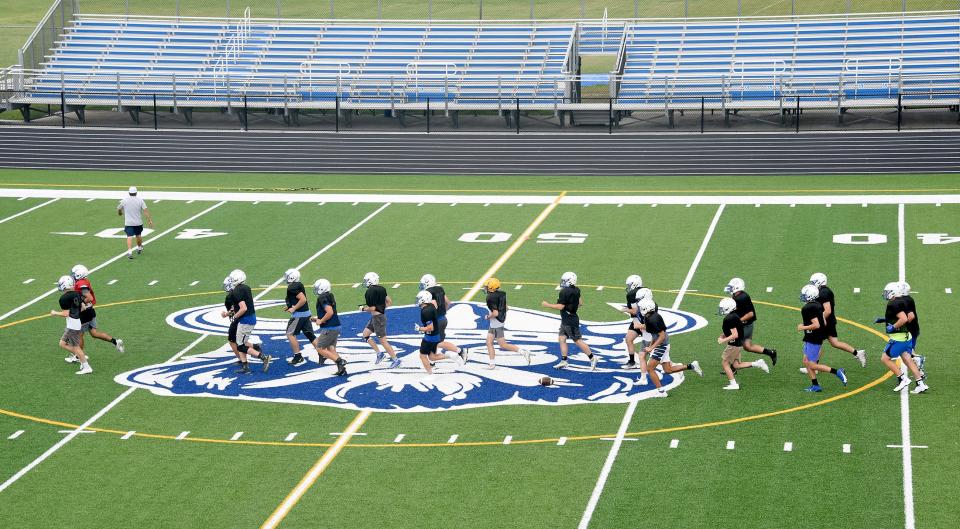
724, 278, 778, 366
637, 298, 702, 397
221, 275, 243, 364
226, 269, 272, 375
541, 272, 597, 370
310, 279, 347, 376
619, 274, 644, 369
282, 269, 317, 367
51, 275, 91, 374
809, 273, 867, 367
897, 281, 925, 375
798, 284, 847, 392
877, 283, 927, 394
420, 274, 468, 365
415, 291, 457, 375
360, 272, 401, 369
717, 297, 769, 390
482, 277, 531, 369
623, 287, 656, 384
65, 265, 124, 364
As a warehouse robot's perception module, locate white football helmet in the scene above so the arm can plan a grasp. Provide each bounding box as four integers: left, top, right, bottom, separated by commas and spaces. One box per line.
57, 275, 75, 292
229, 269, 246, 285
718, 297, 737, 316
222, 276, 234, 292
313, 278, 331, 295
724, 277, 746, 294
363, 272, 380, 287
284, 269, 301, 284
416, 290, 433, 305
70, 264, 89, 280
800, 284, 820, 302
897, 281, 912, 297
635, 287, 653, 303
809, 272, 828, 288
560, 271, 577, 287
419, 273, 437, 290
883, 282, 900, 300
637, 298, 657, 316
625, 274, 643, 291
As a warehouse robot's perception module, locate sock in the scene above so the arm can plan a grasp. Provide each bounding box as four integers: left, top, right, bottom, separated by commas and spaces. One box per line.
587, 353, 593, 359
110, 338, 117, 345
562, 356, 568, 361
237, 344, 248, 354
811, 378, 819, 386
763, 348, 773, 355
829, 367, 838, 374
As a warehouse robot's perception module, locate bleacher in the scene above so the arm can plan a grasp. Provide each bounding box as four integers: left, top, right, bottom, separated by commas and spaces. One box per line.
617, 14, 960, 107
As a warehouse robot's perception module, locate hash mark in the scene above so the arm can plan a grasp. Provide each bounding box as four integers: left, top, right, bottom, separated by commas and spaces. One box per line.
617, 203, 624, 208
826, 203, 832, 208
946, 288, 953, 294
669, 439, 679, 448
17, 197, 27, 201
765, 287, 773, 293
503, 435, 513, 445
450, 203, 457, 207
416, 202, 424, 207
253, 201, 260, 205
517, 203, 524, 207
685, 203, 692, 208
447, 434, 458, 444
318, 202, 326, 206
583, 203, 590, 208
393, 434, 405, 443
596, 286, 604, 291
107, 280, 118, 285
755, 204, 761, 208
86, 198, 96, 202
285, 432, 298, 441
392, 283, 401, 289
7, 430, 24, 439
186, 199, 195, 204
784, 442, 793, 452
514, 284, 522, 290
176, 431, 190, 440
557, 437, 567, 446
651, 203, 658, 208
22, 278, 34, 284
842, 443, 851, 453
351, 202, 359, 206
862, 203, 868, 208
352, 283, 360, 288
153, 200, 162, 204
231, 432, 243, 440
853, 288, 861, 294
483, 203, 490, 207
790, 204, 796, 208
121, 431, 136, 440
148, 280, 158, 286
285, 201, 293, 206
190, 281, 199, 286
726, 440, 735, 450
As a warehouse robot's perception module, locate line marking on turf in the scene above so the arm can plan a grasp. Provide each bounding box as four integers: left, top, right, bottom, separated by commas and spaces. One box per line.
0, 197, 58, 225
148, 280, 158, 286
601, 437, 637, 442
887, 445, 928, 449
107, 279, 118, 285
330, 432, 367, 437
579, 203, 724, 529
784, 442, 793, 452
618, 203, 624, 208
190, 281, 199, 286
22, 279, 34, 284
503, 435, 513, 445
557, 437, 567, 446
843, 444, 852, 453
186, 199, 194, 204
16, 196, 25, 201
285, 433, 298, 441
260, 410, 371, 529
670, 439, 679, 448
176, 431, 190, 440
447, 434, 459, 444
391, 283, 400, 289
8, 430, 24, 440
352, 283, 360, 288
231, 432, 244, 441
765, 286, 773, 293
596, 286, 604, 291
318, 202, 325, 206
854, 288, 861, 294
726, 440, 736, 450
897, 203, 916, 529
57, 429, 94, 434
121, 431, 135, 440
393, 434, 405, 443
0, 200, 226, 322
514, 284, 522, 289
945, 288, 952, 294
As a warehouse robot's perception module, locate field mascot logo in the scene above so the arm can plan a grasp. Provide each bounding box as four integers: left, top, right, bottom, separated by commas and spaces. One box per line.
116, 301, 706, 412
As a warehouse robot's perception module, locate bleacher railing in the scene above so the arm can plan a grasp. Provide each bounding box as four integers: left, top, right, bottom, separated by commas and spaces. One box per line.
19, 0, 80, 72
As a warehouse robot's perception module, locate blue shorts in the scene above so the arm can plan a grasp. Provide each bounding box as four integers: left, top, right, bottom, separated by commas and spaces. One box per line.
910, 334, 918, 350
884, 340, 913, 358
124, 225, 143, 236
803, 342, 822, 362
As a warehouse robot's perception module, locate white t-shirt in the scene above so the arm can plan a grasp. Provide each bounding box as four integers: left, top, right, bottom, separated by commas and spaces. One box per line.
118, 196, 147, 226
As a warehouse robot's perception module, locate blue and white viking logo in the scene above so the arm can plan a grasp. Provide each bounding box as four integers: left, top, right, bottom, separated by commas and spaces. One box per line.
116, 301, 707, 412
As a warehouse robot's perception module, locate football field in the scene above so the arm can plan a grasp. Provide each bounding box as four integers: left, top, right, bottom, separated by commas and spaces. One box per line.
0, 169, 957, 529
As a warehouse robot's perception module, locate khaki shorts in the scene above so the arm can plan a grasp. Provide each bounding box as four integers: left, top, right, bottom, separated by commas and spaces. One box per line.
722, 345, 743, 365
61, 329, 82, 347
365, 314, 387, 338
315, 328, 340, 349
488, 327, 505, 339
236, 323, 256, 345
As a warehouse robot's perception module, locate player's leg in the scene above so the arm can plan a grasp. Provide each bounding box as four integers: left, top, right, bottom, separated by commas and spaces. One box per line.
826, 322, 865, 364
285, 318, 301, 355
645, 357, 663, 389
623, 327, 640, 367
555, 333, 570, 368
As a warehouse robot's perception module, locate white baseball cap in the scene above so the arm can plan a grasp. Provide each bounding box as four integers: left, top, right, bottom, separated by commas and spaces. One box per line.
128, 186, 137, 195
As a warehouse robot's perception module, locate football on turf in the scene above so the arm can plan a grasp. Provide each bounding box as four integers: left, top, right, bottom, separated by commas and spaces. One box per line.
539, 376, 553, 386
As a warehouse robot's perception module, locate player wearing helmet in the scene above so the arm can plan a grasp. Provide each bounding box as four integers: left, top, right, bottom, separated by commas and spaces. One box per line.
798, 284, 847, 392
360, 272, 400, 369
636, 298, 702, 396
310, 279, 347, 376
51, 275, 91, 374
895, 281, 924, 375
541, 272, 597, 370
482, 277, 531, 369
877, 283, 927, 394
809, 273, 866, 367
282, 269, 317, 367
227, 269, 272, 375
415, 291, 461, 374
420, 273, 468, 366
221, 275, 243, 365
619, 275, 644, 370
66, 264, 124, 358
717, 298, 769, 390
724, 277, 778, 366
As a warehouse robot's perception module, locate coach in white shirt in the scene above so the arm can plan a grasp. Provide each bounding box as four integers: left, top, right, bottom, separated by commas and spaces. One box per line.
117, 186, 154, 259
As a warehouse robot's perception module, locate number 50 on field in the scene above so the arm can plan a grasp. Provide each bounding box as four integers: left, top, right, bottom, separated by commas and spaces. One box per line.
459, 232, 588, 244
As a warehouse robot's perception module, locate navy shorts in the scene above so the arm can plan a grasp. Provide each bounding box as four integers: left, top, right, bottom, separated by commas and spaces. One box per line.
124, 225, 144, 236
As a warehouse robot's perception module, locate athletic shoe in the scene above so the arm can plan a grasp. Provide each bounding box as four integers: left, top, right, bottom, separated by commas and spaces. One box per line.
636, 374, 649, 386
753, 359, 770, 374
335, 358, 347, 376
519, 348, 531, 365
803, 385, 822, 393
554, 360, 568, 369
855, 349, 867, 368
252, 342, 263, 354
722, 382, 740, 390
458, 348, 469, 365
76, 364, 93, 375
910, 381, 929, 394
589, 355, 598, 371
65, 354, 79, 363
690, 360, 703, 377
375, 350, 386, 365
835, 368, 848, 386
915, 355, 926, 371
799, 367, 808, 374
136, 245, 143, 255
127, 253, 133, 260
115, 339, 125, 353
289, 354, 306, 367
651, 390, 668, 398
623, 361, 637, 370
235, 365, 251, 374
486, 363, 496, 370
768, 349, 778, 366
260, 354, 272, 373
893, 377, 910, 392
388, 358, 401, 370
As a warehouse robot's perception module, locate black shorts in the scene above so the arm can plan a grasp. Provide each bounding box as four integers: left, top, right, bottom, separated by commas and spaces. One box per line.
626, 322, 642, 334
124, 225, 144, 236
437, 317, 448, 341
825, 321, 838, 338
559, 323, 582, 341
227, 320, 239, 343
419, 340, 439, 355
286, 316, 316, 340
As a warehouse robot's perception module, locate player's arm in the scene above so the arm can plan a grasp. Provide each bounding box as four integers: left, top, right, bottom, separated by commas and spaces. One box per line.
718, 328, 739, 344
117, 203, 123, 216
486, 308, 498, 320
644, 330, 666, 351
385, 295, 393, 308
886, 311, 908, 333
314, 304, 333, 326
797, 315, 821, 332
234, 300, 248, 319
541, 301, 564, 310
143, 204, 154, 227
287, 292, 306, 313
821, 301, 832, 319
416, 320, 435, 333
905, 310, 916, 323
621, 306, 637, 315
50, 308, 69, 318
738, 310, 755, 323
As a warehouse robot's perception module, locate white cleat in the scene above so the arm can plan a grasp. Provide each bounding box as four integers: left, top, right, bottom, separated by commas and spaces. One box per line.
690, 360, 703, 377
554, 360, 568, 369
76, 364, 93, 375
115, 338, 125, 353
910, 381, 929, 394
855, 349, 867, 368
457, 348, 469, 366
519, 348, 531, 365
893, 377, 911, 392
753, 359, 770, 374
799, 367, 808, 374
589, 355, 598, 371
636, 374, 649, 386
722, 382, 740, 390
65, 355, 79, 363
651, 390, 668, 398
485, 362, 496, 370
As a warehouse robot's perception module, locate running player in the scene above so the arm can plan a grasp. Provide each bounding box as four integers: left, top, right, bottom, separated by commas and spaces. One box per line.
227, 269, 272, 375
541, 272, 597, 370
809, 273, 867, 367
878, 283, 927, 394
310, 279, 347, 376
116, 186, 154, 259
420, 274, 468, 365
717, 298, 769, 390
482, 277, 531, 369
724, 278, 778, 366
221, 275, 242, 364
52, 275, 91, 375
637, 298, 702, 397
415, 291, 457, 375
360, 272, 401, 369
282, 269, 317, 367
619, 274, 644, 369
622, 287, 656, 384
798, 284, 847, 392
896, 281, 925, 375
65, 265, 124, 363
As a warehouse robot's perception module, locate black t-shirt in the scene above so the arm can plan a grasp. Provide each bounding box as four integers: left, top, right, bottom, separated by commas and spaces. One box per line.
365, 285, 388, 315
233, 283, 256, 318
817, 286, 837, 326
722, 312, 744, 347
78, 284, 96, 323
285, 282, 309, 313
732, 291, 756, 324
626, 287, 639, 310
801, 301, 826, 344
557, 286, 581, 324
486, 290, 507, 323
644, 310, 670, 344
420, 304, 440, 341
900, 295, 920, 337
59, 291, 82, 320
315, 292, 340, 327
885, 298, 908, 326
224, 291, 238, 313
427, 285, 447, 317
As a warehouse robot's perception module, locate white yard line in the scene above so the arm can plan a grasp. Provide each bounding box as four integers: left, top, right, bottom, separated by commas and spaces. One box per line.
0, 201, 227, 322
0, 198, 59, 225
897, 203, 916, 529
578, 204, 725, 529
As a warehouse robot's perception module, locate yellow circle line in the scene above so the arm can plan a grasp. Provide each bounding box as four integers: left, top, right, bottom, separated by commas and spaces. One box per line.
0, 281, 892, 448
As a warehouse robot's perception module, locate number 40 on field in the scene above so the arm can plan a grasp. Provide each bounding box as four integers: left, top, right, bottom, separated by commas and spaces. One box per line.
833, 233, 960, 245
459, 232, 587, 244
